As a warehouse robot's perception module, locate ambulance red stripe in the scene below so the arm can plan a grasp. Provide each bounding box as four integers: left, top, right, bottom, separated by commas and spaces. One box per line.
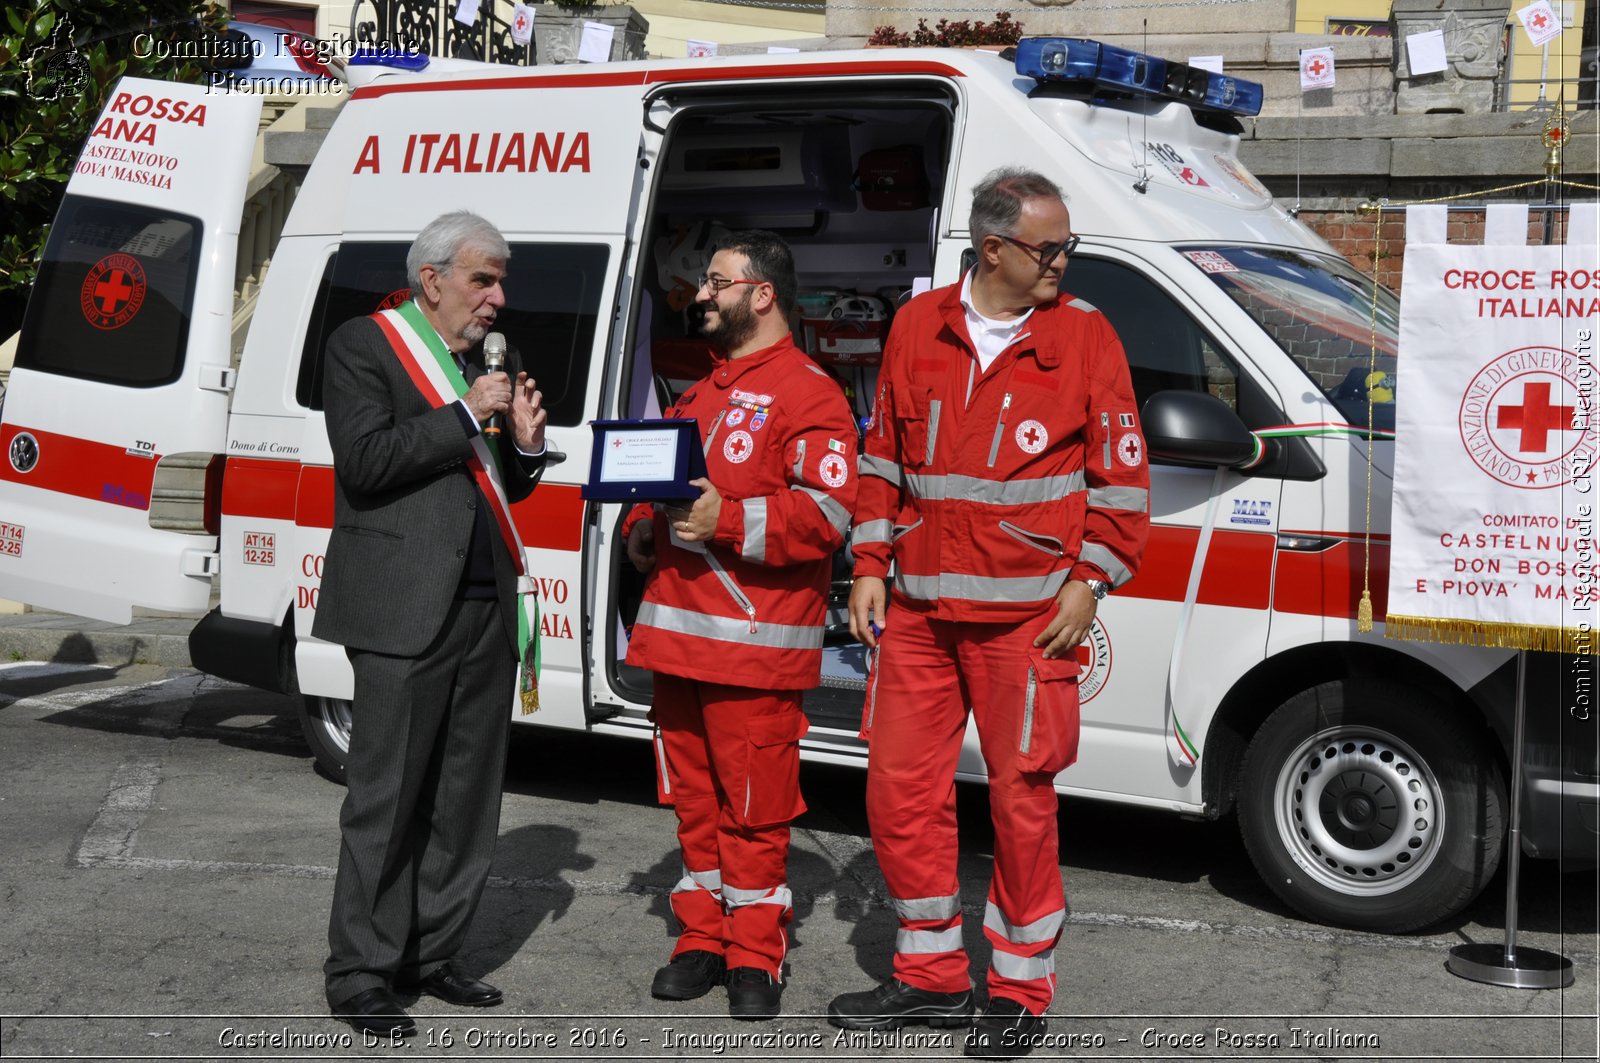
221, 457, 585, 552
0, 424, 159, 511
352, 60, 966, 101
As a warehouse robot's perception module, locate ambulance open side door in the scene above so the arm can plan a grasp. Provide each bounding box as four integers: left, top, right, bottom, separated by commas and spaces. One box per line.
0, 78, 262, 623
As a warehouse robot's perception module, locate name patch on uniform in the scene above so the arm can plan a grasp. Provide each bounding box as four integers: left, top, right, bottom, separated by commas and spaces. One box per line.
731, 389, 774, 407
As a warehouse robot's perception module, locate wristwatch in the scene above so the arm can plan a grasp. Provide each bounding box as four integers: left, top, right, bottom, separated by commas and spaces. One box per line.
1081, 578, 1111, 601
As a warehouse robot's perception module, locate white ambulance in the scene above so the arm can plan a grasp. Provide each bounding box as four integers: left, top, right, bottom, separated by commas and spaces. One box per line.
1, 40, 1590, 936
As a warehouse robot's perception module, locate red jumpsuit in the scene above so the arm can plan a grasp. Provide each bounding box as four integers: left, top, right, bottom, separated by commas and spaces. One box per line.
852, 279, 1149, 1012
624, 337, 857, 978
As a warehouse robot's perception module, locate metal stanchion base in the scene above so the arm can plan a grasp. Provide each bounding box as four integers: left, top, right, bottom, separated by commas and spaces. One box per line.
1446, 943, 1574, 989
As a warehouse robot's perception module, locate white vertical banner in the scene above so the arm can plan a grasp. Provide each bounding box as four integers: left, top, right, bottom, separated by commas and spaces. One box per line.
1387, 239, 1600, 649
1516, 0, 1565, 47
1299, 46, 1336, 90
510, 3, 535, 45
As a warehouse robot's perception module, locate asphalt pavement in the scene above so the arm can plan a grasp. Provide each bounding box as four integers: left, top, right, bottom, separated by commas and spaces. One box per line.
0, 612, 1596, 1062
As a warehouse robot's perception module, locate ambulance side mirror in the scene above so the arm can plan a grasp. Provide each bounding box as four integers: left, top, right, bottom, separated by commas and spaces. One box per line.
1140, 390, 1261, 469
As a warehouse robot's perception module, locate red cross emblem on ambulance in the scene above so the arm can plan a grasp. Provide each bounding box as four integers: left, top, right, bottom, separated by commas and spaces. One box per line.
79, 253, 147, 330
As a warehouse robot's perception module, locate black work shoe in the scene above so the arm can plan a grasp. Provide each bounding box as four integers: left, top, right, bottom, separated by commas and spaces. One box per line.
726, 966, 781, 1020
330, 987, 417, 1038
650, 950, 727, 1001
400, 963, 503, 1007
964, 997, 1047, 1059
827, 979, 975, 1031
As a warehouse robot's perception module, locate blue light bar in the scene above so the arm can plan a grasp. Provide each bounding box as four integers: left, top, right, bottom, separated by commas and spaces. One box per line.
349, 46, 430, 71
1014, 37, 1263, 117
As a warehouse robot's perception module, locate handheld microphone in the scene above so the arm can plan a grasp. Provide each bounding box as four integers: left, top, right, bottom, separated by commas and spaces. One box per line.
482, 332, 507, 438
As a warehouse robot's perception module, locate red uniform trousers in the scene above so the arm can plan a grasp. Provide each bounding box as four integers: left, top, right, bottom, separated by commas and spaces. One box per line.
654, 673, 807, 979
864, 606, 1080, 1014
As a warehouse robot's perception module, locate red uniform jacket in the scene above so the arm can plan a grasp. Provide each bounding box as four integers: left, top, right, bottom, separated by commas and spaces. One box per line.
852, 278, 1150, 626
624, 338, 858, 690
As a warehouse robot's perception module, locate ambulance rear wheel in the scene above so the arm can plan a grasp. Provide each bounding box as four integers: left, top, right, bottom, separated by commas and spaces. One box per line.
1237, 680, 1504, 933
300, 695, 351, 785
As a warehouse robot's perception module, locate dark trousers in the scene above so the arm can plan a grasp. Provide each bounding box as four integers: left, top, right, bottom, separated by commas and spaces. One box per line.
324, 597, 515, 1004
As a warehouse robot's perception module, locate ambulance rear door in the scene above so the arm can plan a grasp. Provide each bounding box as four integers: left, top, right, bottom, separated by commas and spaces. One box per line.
0, 78, 262, 622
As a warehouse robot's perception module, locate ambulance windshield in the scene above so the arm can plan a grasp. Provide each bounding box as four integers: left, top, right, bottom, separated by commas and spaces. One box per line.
1183, 246, 1399, 433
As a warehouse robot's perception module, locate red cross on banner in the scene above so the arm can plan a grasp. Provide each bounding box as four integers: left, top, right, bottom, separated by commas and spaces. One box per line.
1496, 382, 1575, 453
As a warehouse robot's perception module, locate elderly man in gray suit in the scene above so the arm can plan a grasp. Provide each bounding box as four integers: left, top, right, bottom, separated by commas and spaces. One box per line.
314, 211, 547, 1038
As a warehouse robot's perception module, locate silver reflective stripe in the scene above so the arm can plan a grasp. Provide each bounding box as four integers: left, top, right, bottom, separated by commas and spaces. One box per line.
701, 549, 757, 631
859, 453, 902, 487
896, 926, 965, 954
1080, 542, 1133, 587
987, 392, 1012, 468
793, 438, 807, 482
853, 519, 894, 547
984, 902, 1065, 945
891, 893, 962, 922
704, 409, 728, 454
905, 471, 1085, 505
795, 486, 851, 539
990, 949, 1055, 982
1000, 521, 1065, 558
724, 883, 793, 910
673, 866, 723, 896
1067, 296, 1097, 313
1087, 486, 1150, 512
898, 569, 1069, 604
1020, 665, 1037, 755
742, 497, 768, 563
927, 399, 942, 465
635, 601, 822, 650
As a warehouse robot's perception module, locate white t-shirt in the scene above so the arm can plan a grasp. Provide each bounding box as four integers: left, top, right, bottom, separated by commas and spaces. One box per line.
960, 271, 1033, 374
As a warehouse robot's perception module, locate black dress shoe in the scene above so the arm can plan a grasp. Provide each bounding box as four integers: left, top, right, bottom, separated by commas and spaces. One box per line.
330, 987, 417, 1037
827, 978, 974, 1030
964, 997, 1047, 1059
403, 963, 504, 1007
651, 949, 727, 1000
725, 966, 781, 1021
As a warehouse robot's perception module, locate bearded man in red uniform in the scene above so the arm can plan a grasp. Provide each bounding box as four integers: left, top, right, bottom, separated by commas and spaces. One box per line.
828, 169, 1150, 1059
622, 230, 857, 1020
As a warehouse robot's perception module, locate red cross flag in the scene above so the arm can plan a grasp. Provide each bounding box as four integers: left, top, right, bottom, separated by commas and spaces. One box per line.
1386, 214, 1599, 651
511, 3, 535, 45
1516, 1, 1564, 49
1299, 46, 1336, 91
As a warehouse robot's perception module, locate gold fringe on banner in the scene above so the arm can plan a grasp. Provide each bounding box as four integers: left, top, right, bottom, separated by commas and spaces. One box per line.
1385, 614, 1591, 653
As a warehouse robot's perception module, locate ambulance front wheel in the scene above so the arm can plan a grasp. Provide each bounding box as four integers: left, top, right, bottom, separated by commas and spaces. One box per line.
1237, 680, 1505, 933
300, 695, 351, 784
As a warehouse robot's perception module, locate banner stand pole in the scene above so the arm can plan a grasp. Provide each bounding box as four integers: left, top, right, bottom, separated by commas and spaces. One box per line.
1446, 650, 1573, 989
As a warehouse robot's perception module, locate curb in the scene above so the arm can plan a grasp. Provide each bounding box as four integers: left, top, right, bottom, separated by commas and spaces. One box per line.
0, 612, 196, 669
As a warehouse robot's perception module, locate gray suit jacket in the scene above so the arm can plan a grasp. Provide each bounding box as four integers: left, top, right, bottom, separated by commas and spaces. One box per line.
311, 315, 543, 657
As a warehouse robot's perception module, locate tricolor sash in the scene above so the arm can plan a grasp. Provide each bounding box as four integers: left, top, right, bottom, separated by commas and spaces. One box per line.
371, 301, 542, 712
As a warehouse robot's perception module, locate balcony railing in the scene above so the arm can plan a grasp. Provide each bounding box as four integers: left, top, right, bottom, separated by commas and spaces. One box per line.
349, 0, 533, 66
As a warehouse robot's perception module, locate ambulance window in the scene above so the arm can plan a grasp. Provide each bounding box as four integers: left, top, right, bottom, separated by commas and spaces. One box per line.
1061, 258, 1243, 412
1183, 246, 1399, 432
16, 196, 199, 387
298, 241, 604, 427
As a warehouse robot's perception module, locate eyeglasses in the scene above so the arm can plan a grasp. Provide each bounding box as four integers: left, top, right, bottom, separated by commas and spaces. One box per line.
698, 273, 767, 294
998, 234, 1080, 267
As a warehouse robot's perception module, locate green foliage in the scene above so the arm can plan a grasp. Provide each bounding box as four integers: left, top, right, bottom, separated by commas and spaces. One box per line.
867, 14, 1025, 48
0, 1, 227, 338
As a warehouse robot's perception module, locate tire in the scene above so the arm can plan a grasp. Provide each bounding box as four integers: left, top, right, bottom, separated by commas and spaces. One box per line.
299, 694, 351, 785
1237, 679, 1505, 933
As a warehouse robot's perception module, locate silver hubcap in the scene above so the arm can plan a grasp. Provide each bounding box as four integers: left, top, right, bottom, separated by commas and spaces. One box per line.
311, 696, 353, 757
1272, 725, 1444, 897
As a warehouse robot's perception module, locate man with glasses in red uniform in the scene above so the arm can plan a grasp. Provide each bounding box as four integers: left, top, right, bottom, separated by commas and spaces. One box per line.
623, 230, 857, 1020
828, 169, 1149, 1060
